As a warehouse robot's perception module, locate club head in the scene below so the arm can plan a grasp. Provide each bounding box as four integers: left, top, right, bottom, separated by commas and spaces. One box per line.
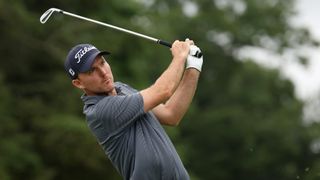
40, 8, 62, 24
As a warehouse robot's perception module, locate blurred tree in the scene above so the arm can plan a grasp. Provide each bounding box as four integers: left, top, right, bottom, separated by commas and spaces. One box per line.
144, 0, 319, 179
181, 61, 315, 179
0, 0, 319, 179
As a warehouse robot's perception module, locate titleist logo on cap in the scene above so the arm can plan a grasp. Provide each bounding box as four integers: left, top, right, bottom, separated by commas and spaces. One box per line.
74, 46, 96, 63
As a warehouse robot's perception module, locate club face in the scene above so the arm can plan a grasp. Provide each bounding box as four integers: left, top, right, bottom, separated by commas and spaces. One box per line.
40, 8, 61, 24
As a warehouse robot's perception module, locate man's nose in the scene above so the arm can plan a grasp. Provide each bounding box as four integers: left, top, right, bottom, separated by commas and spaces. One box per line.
98, 67, 107, 76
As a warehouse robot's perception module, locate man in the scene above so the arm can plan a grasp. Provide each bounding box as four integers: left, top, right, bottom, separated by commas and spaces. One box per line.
64, 39, 203, 180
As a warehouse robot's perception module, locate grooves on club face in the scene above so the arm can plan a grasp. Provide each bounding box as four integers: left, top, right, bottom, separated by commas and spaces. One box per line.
40, 8, 62, 24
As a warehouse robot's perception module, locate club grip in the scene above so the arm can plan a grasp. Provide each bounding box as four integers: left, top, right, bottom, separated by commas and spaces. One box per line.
157, 39, 203, 58
158, 39, 172, 48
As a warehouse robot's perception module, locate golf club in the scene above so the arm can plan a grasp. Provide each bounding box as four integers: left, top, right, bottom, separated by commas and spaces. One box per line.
40, 8, 202, 58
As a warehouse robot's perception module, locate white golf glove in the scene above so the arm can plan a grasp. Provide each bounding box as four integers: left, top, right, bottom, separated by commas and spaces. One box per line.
186, 45, 203, 72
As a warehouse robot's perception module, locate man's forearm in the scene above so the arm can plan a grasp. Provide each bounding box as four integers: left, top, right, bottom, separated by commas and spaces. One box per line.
141, 40, 195, 113
154, 57, 186, 98
161, 68, 200, 124
140, 56, 186, 112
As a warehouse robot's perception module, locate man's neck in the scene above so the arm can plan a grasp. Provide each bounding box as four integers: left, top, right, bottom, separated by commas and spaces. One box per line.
108, 88, 117, 96
85, 88, 117, 96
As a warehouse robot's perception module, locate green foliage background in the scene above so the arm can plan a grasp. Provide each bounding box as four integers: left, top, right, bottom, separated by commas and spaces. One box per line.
0, 0, 320, 179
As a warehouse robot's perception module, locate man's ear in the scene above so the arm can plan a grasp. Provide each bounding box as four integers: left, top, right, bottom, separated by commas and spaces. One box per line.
72, 79, 84, 89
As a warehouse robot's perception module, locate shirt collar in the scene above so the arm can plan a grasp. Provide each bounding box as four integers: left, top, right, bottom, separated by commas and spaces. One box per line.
81, 82, 123, 105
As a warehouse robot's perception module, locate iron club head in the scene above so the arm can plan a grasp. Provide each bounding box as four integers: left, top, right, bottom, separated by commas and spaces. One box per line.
40, 8, 63, 24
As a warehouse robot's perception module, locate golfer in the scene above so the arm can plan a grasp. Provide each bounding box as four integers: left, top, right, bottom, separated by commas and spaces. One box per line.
64, 39, 203, 180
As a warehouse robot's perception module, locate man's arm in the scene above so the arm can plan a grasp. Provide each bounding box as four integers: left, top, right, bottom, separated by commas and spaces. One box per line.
152, 68, 200, 126
152, 43, 203, 126
140, 40, 191, 112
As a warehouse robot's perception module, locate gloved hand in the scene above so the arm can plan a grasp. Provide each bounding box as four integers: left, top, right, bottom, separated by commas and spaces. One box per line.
186, 45, 203, 72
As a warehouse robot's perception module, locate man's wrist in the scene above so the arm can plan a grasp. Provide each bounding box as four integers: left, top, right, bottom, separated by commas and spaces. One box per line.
186, 66, 201, 72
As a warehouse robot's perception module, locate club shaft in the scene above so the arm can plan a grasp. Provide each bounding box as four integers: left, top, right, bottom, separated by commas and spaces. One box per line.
41, 8, 203, 58
60, 10, 172, 47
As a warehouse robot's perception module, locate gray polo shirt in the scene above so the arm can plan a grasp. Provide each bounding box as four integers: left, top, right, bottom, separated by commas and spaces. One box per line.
81, 82, 189, 180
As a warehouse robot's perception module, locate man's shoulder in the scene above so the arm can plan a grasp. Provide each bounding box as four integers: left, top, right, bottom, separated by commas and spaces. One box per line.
115, 81, 132, 89
115, 81, 138, 94
81, 95, 105, 106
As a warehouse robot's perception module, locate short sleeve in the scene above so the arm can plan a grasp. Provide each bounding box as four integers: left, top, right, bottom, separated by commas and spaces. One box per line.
95, 92, 144, 135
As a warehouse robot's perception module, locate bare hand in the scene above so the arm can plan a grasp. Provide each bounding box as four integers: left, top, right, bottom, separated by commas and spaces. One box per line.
170, 40, 193, 61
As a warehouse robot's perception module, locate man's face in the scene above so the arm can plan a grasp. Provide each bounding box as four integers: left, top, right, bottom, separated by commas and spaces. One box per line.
73, 55, 115, 95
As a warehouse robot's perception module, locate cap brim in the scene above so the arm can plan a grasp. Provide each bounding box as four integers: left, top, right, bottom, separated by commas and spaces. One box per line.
79, 51, 110, 73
